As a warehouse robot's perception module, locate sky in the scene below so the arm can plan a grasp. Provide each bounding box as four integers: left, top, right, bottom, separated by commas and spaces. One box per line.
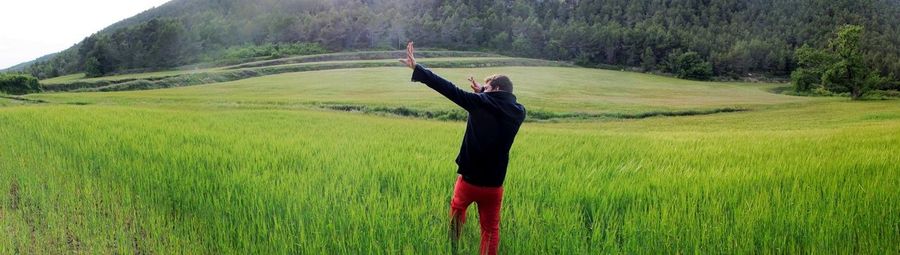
0, 0, 171, 70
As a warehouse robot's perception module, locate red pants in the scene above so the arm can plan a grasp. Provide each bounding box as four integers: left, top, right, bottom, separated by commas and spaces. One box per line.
450, 176, 504, 255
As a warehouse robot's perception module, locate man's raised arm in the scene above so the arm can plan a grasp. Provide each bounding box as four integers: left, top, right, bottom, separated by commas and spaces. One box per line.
400, 42, 483, 111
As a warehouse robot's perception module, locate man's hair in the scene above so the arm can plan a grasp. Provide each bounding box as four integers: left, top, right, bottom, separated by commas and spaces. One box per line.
485, 74, 513, 93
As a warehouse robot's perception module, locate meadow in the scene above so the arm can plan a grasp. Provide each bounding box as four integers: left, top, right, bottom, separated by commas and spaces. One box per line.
1, 56, 898, 254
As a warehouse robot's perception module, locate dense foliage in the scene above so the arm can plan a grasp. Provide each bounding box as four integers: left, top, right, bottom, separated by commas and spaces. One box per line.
665, 51, 713, 80
20, 0, 900, 82
0, 74, 42, 95
792, 25, 889, 99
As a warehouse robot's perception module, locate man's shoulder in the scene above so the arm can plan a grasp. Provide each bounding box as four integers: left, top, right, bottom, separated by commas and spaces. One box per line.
484, 91, 516, 100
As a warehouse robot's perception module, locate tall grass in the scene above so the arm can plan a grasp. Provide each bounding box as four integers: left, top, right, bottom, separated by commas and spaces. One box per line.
1, 100, 898, 254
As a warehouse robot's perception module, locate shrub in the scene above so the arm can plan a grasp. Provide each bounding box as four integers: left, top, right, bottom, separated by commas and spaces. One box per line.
667, 51, 713, 80
0, 74, 42, 95
791, 68, 820, 92
862, 90, 900, 100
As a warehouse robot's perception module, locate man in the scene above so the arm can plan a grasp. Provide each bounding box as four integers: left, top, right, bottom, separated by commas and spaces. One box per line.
399, 42, 526, 255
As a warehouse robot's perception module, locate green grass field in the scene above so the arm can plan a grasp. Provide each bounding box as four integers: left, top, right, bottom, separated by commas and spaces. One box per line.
3, 58, 899, 253
32, 66, 806, 113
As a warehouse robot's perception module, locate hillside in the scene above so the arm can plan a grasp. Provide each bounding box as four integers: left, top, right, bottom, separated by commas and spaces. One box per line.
1, 52, 56, 72
16, 0, 900, 82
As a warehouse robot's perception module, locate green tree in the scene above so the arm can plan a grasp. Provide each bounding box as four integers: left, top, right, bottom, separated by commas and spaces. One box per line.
82, 38, 113, 78
511, 34, 531, 56
791, 45, 835, 92
489, 31, 510, 49
668, 51, 713, 80
83, 57, 103, 78
820, 25, 885, 99
641, 47, 657, 71
0, 74, 42, 95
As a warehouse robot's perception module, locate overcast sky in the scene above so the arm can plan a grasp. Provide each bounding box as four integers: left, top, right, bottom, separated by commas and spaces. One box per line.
0, 0, 171, 70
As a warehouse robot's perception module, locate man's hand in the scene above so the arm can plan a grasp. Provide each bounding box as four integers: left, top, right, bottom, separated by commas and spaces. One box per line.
399, 41, 416, 69
468, 76, 484, 93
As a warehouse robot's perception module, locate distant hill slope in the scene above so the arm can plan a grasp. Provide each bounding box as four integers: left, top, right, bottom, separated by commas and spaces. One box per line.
2, 52, 56, 72
15, 0, 900, 82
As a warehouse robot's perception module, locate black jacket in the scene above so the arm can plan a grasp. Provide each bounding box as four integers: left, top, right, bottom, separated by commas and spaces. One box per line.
412, 64, 526, 187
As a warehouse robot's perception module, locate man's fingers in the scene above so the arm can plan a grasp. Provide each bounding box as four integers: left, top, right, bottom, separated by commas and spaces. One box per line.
402, 41, 415, 69
407, 41, 413, 56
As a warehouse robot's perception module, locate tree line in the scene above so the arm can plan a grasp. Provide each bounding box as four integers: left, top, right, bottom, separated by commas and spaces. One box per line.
20, 0, 900, 84
0, 74, 41, 95
792, 25, 893, 99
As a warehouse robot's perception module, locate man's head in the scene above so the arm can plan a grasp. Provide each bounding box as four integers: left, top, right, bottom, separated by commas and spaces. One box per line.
484, 74, 513, 93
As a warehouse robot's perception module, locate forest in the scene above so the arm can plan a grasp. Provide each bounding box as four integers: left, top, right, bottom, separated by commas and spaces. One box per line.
17, 0, 900, 83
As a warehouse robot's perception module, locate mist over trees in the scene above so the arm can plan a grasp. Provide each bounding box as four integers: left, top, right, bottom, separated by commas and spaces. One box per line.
21, 0, 900, 83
